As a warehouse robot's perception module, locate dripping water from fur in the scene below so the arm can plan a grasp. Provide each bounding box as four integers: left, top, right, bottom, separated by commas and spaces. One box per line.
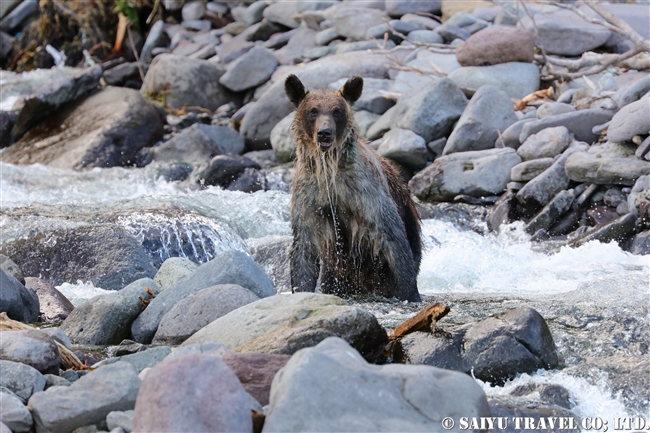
320, 152, 341, 276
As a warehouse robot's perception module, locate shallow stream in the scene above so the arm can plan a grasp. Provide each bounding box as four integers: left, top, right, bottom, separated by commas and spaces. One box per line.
1, 162, 648, 423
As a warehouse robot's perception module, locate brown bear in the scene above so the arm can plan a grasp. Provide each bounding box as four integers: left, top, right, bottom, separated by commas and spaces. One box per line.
285, 74, 422, 302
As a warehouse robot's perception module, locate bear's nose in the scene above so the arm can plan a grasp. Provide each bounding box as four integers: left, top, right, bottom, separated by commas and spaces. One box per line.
317, 128, 333, 142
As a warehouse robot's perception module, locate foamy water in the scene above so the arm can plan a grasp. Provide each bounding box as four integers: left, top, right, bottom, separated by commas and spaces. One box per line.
418, 219, 649, 296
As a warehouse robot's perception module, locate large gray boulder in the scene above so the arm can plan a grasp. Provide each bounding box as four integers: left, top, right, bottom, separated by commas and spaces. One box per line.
519, 109, 615, 145
0, 360, 45, 403
152, 284, 260, 345
183, 293, 388, 363
141, 54, 238, 111
131, 250, 275, 344
392, 78, 468, 142
0, 225, 156, 291
0, 269, 38, 322
409, 148, 522, 202
263, 337, 490, 432
60, 278, 159, 345
448, 62, 539, 99
376, 128, 428, 171
240, 52, 391, 147
401, 307, 558, 384
28, 362, 141, 433
132, 354, 252, 432
0, 330, 60, 374
442, 84, 518, 155
150, 124, 245, 164
565, 142, 650, 186
607, 97, 650, 143
219, 46, 279, 92
0, 87, 163, 169
519, 9, 611, 56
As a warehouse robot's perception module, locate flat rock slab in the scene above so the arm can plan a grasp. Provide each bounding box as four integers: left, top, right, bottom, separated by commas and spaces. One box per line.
565, 149, 650, 186
519, 109, 614, 145
183, 292, 388, 363
409, 148, 522, 203
28, 362, 140, 433
132, 354, 252, 432
448, 62, 540, 99
263, 337, 490, 432
0, 330, 60, 374
131, 250, 275, 344
152, 284, 260, 345
0, 87, 163, 169
60, 278, 159, 345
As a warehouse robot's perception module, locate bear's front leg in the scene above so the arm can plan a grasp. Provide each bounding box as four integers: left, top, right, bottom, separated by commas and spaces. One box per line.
378, 209, 422, 302
289, 220, 320, 293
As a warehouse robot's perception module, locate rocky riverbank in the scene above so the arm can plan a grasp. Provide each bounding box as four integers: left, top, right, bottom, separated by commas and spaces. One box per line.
1, 0, 649, 432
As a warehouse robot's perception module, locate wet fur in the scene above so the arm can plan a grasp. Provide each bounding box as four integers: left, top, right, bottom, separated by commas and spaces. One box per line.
286, 75, 422, 302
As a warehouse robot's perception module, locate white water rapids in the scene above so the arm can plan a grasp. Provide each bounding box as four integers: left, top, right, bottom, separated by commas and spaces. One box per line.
1, 162, 648, 421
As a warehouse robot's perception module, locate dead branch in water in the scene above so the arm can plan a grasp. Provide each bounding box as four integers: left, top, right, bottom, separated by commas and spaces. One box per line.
388, 303, 450, 340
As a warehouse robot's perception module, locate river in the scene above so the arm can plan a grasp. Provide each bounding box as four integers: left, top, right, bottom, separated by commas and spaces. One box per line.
1, 161, 648, 423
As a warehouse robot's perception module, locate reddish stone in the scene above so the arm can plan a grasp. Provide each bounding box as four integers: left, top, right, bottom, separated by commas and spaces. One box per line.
219, 352, 290, 406
24, 277, 74, 322
456, 27, 535, 67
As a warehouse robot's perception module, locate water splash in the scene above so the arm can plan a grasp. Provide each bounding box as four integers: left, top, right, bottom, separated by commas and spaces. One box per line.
418, 219, 649, 296
55, 280, 114, 307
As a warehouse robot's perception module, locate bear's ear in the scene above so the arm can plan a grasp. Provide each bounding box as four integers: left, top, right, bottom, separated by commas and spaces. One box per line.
340, 75, 363, 104
285, 74, 308, 108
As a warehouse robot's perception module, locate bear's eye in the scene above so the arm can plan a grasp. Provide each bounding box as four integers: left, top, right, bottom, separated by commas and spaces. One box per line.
309, 108, 318, 117
333, 108, 342, 117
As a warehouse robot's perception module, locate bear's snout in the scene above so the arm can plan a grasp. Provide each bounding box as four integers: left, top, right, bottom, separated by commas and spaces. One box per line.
317, 128, 333, 151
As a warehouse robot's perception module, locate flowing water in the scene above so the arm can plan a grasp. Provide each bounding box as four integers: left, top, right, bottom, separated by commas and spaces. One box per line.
1, 162, 648, 421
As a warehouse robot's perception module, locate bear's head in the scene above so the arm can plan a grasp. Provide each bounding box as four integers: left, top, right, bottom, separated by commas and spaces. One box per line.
284, 74, 363, 153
